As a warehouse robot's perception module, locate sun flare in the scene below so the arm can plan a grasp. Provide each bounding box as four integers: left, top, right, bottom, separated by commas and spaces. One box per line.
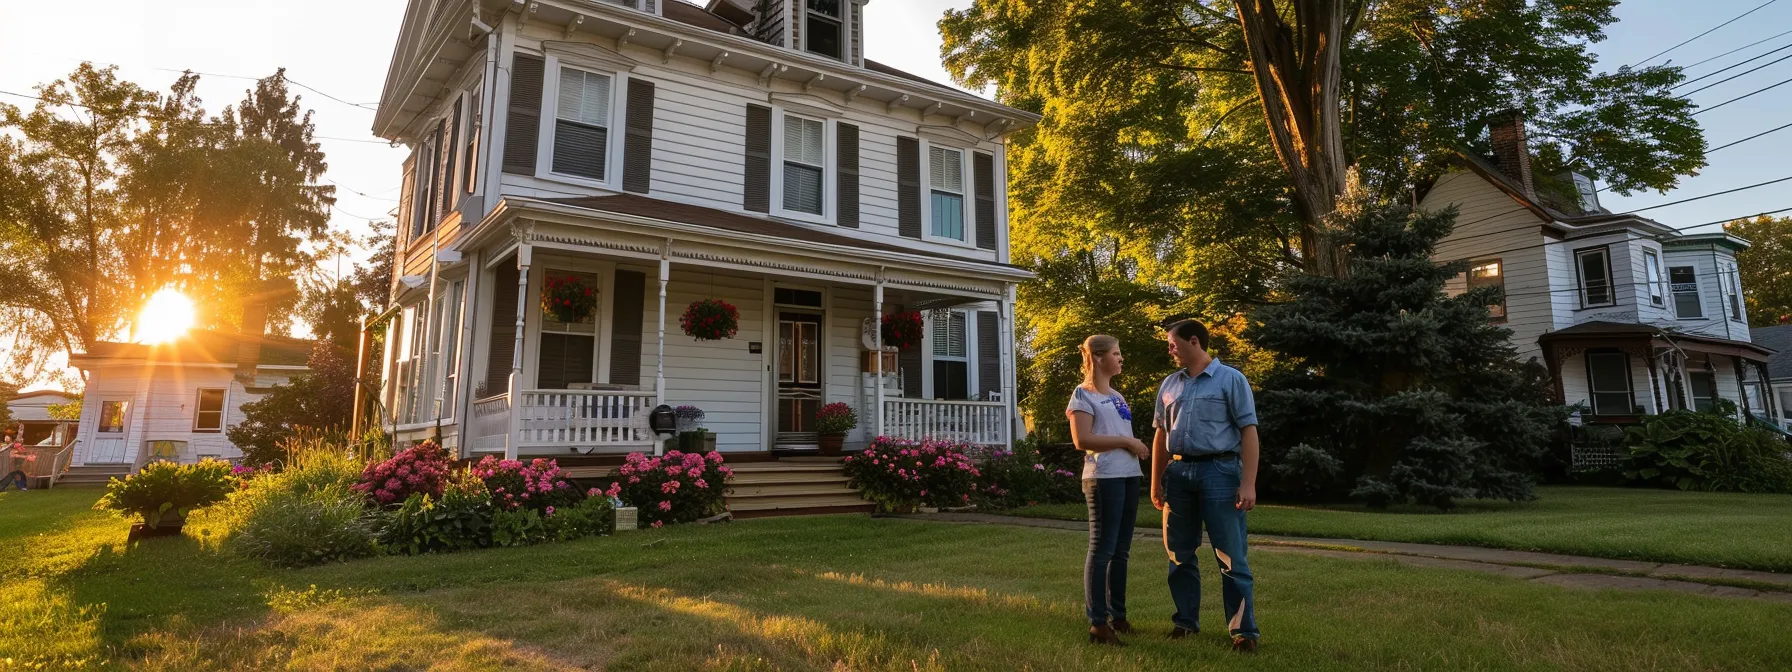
136, 288, 197, 344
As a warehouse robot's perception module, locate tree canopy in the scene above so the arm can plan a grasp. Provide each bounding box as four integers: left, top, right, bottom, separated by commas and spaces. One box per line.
1727, 215, 1792, 327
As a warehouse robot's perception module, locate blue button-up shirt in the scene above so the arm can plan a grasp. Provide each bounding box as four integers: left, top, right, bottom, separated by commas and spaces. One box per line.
1153, 359, 1258, 456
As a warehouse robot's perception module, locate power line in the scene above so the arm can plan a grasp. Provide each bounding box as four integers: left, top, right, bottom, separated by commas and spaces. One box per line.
316, 134, 393, 145
1692, 73, 1792, 115
1675, 41, 1792, 89
1626, 174, 1792, 213
1680, 28, 1792, 71
1677, 49, 1792, 96
331, 204, 390, 222
1445, 174, 1792, 248
1631, 0, 1780, 68
326, 177, 399, 202
1709, 120, 1792, 152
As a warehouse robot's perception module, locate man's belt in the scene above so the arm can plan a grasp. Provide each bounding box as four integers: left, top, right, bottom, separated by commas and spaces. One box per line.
1171, 452, 1238, 462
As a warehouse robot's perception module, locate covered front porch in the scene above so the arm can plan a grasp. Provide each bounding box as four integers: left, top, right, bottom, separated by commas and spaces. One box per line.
1540, 321, 1778, 423
418, 195, 1030, 459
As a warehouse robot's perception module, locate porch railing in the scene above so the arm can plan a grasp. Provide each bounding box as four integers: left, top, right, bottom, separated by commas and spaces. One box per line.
469, 394, 512, 454
515, 390, 657, 451
883, 398, 1008, 446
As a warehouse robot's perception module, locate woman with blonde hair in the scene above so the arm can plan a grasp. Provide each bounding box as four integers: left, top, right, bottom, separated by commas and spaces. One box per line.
1066, 334, 1149, 645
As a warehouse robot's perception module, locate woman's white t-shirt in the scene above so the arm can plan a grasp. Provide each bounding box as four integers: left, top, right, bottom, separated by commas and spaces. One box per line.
1066, 386, 1145, 479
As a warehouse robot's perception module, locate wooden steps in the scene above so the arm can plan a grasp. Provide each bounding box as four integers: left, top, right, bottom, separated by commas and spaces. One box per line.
724, 458, 872, 519
55, 464, 131, 487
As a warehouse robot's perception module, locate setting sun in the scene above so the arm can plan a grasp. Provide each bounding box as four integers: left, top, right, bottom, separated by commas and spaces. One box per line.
136, 288, 196, 344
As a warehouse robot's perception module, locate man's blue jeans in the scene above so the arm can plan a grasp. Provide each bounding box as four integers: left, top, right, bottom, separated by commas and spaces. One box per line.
1083, 476, 1140, 626
1162, 457, 1258, 639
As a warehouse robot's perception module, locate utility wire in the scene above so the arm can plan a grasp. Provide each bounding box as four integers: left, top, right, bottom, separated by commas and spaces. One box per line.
1709, 120, 1792, 152
1631, 0, 1780, 68
1692, 74, 1792, 115
1443, 174, 1792, 248
1675, 41, 1792, 89
1678, 50, 1792, 97
1680, 28, 1792, 71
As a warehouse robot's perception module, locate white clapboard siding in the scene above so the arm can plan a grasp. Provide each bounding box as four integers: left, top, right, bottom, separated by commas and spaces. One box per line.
828, 285, 875, 444
1423, 171, 1555, 360
1662, 246, 1750, 342
71, 364, 296, 467
651, 269, 767, 452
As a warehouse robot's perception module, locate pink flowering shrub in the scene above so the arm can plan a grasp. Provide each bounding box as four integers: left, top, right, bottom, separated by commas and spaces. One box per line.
470, 456, 583, 513
968, 442, 1083, 510
606, 450, 731, 527
842, 437, 980, 512
354, 440, 453, 505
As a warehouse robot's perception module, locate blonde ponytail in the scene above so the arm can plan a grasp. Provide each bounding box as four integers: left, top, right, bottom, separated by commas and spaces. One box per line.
1079, 334, 1120, 385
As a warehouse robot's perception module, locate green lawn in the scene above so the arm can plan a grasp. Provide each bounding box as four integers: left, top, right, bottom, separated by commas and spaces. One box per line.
5, 488, 1792, 671
1004, 485, 1792, 572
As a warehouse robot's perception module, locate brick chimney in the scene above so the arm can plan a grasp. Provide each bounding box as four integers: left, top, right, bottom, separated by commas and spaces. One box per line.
235, 301, 267, 383
1488, 110, 1535, 199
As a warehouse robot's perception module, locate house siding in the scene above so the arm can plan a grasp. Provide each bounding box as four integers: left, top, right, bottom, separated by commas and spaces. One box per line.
1424, 171, 1554, 361
72, 364, 295, 467
1662, 245, 1749, 342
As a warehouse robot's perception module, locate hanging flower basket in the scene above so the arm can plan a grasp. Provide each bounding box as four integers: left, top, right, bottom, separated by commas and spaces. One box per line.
880, 311, 924, 351
681, 299, 740, 341
541, 274, 598, 323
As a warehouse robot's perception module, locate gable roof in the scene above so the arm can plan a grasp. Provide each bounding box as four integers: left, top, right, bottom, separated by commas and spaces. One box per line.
70, 330, 313, 368
1751, 325, 1792, 380
1434, 151, 1678, 237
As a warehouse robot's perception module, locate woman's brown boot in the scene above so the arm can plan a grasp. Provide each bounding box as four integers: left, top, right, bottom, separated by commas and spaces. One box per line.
1089, 623, 1125, 646
1110, 619, 1134, 634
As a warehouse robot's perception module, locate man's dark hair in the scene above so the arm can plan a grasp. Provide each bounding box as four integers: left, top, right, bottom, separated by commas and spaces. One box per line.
1164, 318, 1209, 351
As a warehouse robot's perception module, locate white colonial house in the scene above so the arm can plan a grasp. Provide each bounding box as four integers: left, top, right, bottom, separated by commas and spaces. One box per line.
1420, 111, 1777, 427
368, 0, 1038, 463
61, 331, 312, 483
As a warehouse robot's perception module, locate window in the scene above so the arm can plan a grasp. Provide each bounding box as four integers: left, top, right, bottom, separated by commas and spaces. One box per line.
98, 401, 129, 433
929, 146, 966, 240
463, 86, 481, 195
1644, 250, 1664, 307
932, 311, 967, 358
1727, 265, 1744, 321
805, 0, 845, 60
411, 135, 437, 239
1779, 389, 1792, 419
1467, 259, 1505, 321
1575, 247, 1614, 307
1689, 370, 1718, 413
931, 310, 969, 400
774, 287, 824, 308
1586, 352, 1633, 416
193, 389, 225, 432
552, 67, 612, 181
537, 271, 597, 390
782, 114, 825, 215
1670, 266, 1702, 318
439, 281, 463, 417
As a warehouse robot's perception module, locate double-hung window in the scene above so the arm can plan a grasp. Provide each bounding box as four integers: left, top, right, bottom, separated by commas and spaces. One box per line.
1670, 266, 1702, 318
463, 86, 481, 196
1689, 370, 1719, 413
193, 389, 225, 432
1586, 352, 1633, 416
552, 67, 612, 182
1644, 250, 1664, 307
929, 146, 966, 241
1726, 265, 1744, 321
931, 311, 969, 400
1575, 247, 1614, 307
805, 0, 845, 60
1467, 259, 1505, 321
782, 114, 826, 216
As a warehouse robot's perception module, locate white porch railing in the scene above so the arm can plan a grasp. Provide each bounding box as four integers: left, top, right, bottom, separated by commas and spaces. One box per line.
883, 398, 1009, 446
515, 390, 657, 451
470, 394, 512, 454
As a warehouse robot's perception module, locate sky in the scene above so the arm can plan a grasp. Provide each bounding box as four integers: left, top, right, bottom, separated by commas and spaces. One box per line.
1, 0, 1788, 388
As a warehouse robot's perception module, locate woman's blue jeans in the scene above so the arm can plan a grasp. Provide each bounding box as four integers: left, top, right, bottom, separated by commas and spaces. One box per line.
1084, 475, 1140, 626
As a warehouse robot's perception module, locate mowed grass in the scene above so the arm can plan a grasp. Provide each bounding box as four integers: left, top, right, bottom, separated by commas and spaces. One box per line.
1004, 485, 1792, 572
3, 488, 1791, 671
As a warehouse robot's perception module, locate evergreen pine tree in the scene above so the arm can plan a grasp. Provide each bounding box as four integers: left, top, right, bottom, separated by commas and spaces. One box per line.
1245, 185, 1564, 509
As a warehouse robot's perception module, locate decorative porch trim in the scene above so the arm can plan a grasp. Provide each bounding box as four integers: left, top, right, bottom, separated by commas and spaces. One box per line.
533, 232, 662, 257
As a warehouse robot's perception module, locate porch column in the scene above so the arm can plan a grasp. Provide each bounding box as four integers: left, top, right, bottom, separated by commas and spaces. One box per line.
454, 248, 484, 457
1759, 360, 1779, 421
505, 232, 532, 461
1001, 283, 1018, 447
874, 276, 885, 438
655, 242, 669, 456
1734, 355, 1752, 418
1645, 346, 1664, 414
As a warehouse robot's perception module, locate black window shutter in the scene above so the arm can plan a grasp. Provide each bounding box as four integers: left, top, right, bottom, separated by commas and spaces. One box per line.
609, 270, 646, 386
623, 78, 656, 194
974, 151, 997, 250
396, 150, 416, 246
485, 261, 520, 395
897, 136, 921, 238
837, 122, 860, 228
744, 104, 772, 212
502, 53, 544, 175
977, 310, 1000, 399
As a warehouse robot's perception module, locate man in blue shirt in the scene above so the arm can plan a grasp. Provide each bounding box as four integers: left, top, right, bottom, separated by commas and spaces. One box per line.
1151, 318, 1260, 652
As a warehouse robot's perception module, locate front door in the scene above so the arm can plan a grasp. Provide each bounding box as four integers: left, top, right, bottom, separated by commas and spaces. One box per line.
89, 399, 131, 463
775, 312, 823, 447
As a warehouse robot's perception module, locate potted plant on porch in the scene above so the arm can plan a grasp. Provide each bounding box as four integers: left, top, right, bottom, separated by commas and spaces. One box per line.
814, 402, 857, 457
95, 460, 235, 541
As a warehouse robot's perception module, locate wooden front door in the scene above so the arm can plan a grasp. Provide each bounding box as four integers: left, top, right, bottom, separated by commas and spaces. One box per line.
774, 312, 823, 447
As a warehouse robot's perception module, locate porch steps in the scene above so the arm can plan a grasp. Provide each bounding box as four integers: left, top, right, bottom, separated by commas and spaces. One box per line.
55, 464, 132, 487
725, 459, 872, 519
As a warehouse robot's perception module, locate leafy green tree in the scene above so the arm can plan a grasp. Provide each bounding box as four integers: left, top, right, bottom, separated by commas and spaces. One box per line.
1726, 215, 1792, 327
229, 343, 357, 466
1245, 186, 1565, 509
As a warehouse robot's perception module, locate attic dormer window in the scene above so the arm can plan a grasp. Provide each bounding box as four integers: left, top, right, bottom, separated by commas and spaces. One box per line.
805, 0, 843, 60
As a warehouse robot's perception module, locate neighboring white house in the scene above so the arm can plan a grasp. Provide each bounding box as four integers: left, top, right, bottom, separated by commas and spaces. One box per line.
1749, 325, 1792, 431
66, 330, 312, 470
1420, 111, 1776, 424
369, 0, 1039, 459
7, 389, 79, 447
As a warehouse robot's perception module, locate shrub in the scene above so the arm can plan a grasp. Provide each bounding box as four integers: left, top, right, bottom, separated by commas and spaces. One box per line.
493, 486, 616, 546
842, 438, 980, 512
608, 450, 731, 528
470, 456, 583, 513
355, 440, 453, 505
1623, 410, 1792, 494
229, 343, 357, 466
95, 460, 236, 527
969, 442, 1082, 510
379, 471, 494, 555
815, 402, 858, 435
214, 446, 379, 567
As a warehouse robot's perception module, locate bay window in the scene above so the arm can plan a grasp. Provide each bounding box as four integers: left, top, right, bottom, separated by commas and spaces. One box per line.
1670, 266, 1701, 318
1575, 247, 1614, 307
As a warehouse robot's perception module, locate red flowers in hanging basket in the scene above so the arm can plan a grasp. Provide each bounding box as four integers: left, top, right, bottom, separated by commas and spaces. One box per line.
541, 274, 598, 323
880, 311, 924, 351
681, 298, 740, 341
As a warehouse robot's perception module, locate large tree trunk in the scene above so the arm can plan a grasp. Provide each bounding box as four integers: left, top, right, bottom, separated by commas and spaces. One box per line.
1233, 0, 1350, 276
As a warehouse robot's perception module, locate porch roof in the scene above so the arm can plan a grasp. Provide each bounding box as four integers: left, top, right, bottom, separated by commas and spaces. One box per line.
1538, 321, 1775, 360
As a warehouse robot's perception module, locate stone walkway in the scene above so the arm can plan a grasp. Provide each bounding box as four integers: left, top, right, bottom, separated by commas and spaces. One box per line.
886, 512, 1792, 604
